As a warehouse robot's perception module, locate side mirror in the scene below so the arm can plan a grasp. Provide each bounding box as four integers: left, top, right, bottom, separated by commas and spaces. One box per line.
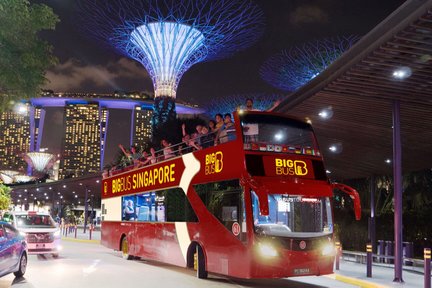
332, 183, 361, 220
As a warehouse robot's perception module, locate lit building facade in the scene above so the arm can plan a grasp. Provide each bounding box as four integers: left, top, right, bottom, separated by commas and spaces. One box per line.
0, 107, 31, 170
132, 107, 152, 151
0, 92, 203, 179
58, 102, 102, 179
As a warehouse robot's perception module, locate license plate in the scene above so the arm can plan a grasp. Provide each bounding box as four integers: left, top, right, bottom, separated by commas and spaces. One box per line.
36, 244, 45, 248
293, 268, 310, 275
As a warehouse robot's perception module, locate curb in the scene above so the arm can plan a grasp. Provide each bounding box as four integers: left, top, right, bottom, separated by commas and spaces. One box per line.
61, 237, 100, 244
327, 274, 389, 288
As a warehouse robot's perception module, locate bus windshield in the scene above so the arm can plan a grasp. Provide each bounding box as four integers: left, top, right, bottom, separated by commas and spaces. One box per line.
252, 192, 333, 238
240, 113, 318, 153
15, 214, 57, 228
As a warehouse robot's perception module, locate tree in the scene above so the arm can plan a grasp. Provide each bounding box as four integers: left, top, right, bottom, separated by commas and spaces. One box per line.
0, 183, 11, 210
0, 0, 59, 111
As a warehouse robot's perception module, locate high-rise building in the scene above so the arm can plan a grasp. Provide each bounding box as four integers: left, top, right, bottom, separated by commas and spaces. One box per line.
58, 102, 102, 179
0, 92, 202, 180
132, 107, 152, 151
0, 106, 30, 170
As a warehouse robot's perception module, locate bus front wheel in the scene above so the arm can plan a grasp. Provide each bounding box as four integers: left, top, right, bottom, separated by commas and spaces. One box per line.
121, 236, 133, 260
196, 245, 208, 279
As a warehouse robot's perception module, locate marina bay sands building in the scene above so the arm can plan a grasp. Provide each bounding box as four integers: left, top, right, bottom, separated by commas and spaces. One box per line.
0, 92, 202, 179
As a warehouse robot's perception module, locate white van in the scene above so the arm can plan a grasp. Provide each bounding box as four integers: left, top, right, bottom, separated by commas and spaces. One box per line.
2, 211, 62, 257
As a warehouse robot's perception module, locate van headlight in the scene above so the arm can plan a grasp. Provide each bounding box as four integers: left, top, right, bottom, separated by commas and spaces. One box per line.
54, 230, 61, 237
20, 231, 27, 237
257, 242, 278, 258
321, 243, 336, 256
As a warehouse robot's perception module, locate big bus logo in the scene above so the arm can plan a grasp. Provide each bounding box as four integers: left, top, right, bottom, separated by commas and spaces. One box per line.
205, 151, 223, 175
275, 158, 308, 176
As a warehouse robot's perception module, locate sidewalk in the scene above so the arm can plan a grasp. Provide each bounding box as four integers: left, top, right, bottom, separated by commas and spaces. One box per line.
61, 226, 101, 243
334, 259, 428, 288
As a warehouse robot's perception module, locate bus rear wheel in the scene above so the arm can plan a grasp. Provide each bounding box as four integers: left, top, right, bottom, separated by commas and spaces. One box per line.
121, 236, 133, 260
195, 245, 208, 279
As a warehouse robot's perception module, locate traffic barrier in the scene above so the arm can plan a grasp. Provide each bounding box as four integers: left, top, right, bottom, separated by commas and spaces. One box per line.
425, 248, 431, 288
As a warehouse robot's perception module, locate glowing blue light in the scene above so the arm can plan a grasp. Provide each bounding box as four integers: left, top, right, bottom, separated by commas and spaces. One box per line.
261, 36, 359, 91
205, 93, 282, 117
130, 23, 206, 98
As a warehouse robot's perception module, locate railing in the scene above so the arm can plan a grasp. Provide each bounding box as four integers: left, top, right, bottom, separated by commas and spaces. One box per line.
105, 129, 236, 177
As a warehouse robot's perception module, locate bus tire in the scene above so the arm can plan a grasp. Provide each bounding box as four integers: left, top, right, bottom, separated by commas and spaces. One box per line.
196, 245, 208, 279
121, 236, 133, 260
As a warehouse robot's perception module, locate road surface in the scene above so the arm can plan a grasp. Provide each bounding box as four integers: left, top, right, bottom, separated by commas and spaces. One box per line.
0, 240, 357, 288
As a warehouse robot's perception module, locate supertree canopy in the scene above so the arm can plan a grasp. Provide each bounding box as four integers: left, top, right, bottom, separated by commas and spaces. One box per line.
205, 93, 283, 118
260, 36, 359, 92
0, 170, 20, 184
24, 152, 54, 173
79, 0, 265, 138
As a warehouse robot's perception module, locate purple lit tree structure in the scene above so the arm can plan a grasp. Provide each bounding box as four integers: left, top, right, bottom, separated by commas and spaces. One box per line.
0, 170, 20, 185
260, 36, 359, 92
206, 93, 283, 118
79, 0, 264, 139
24, 152, 54, 174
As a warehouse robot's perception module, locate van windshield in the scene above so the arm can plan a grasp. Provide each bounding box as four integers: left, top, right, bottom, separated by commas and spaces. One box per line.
15, 214, 56, 228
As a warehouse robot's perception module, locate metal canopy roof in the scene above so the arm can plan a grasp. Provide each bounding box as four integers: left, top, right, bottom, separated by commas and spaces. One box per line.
276, 0, 432, 180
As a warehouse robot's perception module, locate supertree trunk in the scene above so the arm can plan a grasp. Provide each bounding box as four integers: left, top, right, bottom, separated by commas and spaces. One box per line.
152, 96, 177, 143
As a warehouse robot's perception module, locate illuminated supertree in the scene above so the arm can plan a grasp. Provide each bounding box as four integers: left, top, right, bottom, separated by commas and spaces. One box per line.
0, 170, 20, 184
79, 0, 264, 138
206, 93, 283, 117
260, 36, 359, 92
24, 152, 54, 173
13, 174, 36, 183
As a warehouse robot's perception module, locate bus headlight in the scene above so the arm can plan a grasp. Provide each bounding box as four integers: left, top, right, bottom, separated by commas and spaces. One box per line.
258, 243, 278, 258
321, 243, 336, 256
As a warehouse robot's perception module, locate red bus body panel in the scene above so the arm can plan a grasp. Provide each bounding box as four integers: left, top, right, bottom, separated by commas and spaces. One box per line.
101, 111, 336, 279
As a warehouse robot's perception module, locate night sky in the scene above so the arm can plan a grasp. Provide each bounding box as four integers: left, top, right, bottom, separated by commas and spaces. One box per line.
34, 0, 406, 163
38, 0, 406, 106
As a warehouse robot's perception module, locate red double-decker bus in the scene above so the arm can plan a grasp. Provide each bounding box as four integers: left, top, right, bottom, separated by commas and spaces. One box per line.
101, 110, 360, 279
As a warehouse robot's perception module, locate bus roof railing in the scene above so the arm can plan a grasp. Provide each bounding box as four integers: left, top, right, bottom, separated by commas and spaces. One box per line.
105, 128, 236, 177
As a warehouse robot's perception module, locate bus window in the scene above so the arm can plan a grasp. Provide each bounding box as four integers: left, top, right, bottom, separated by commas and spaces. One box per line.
251, 191, 333, 238
240, 113, 317, 152
124, 189, 198, 223
194, 179, 247, 242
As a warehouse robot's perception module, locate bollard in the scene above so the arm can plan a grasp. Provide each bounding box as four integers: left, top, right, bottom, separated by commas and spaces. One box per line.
89, 224, 93, 240
385, 241, 394, 264
425, 248, 431, 288
74, 225, 78, 238
335, 241, 340, 270
65, 224, 68, 237
366, 243, 372, 278
378, 240, 385, 263
404, 242, 414, 266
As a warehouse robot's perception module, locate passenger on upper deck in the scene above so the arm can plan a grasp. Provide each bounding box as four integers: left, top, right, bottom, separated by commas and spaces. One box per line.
208, 120, 217, 133
215, 113, 224, 131
217, 113, 236, 144
161, 139, 175, 160
199, 126, 215, 148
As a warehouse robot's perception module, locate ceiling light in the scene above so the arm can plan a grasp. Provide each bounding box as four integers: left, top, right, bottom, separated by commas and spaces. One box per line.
392, 67, 411, 79
385, 159, 392, 164
318, 107, 333, 120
